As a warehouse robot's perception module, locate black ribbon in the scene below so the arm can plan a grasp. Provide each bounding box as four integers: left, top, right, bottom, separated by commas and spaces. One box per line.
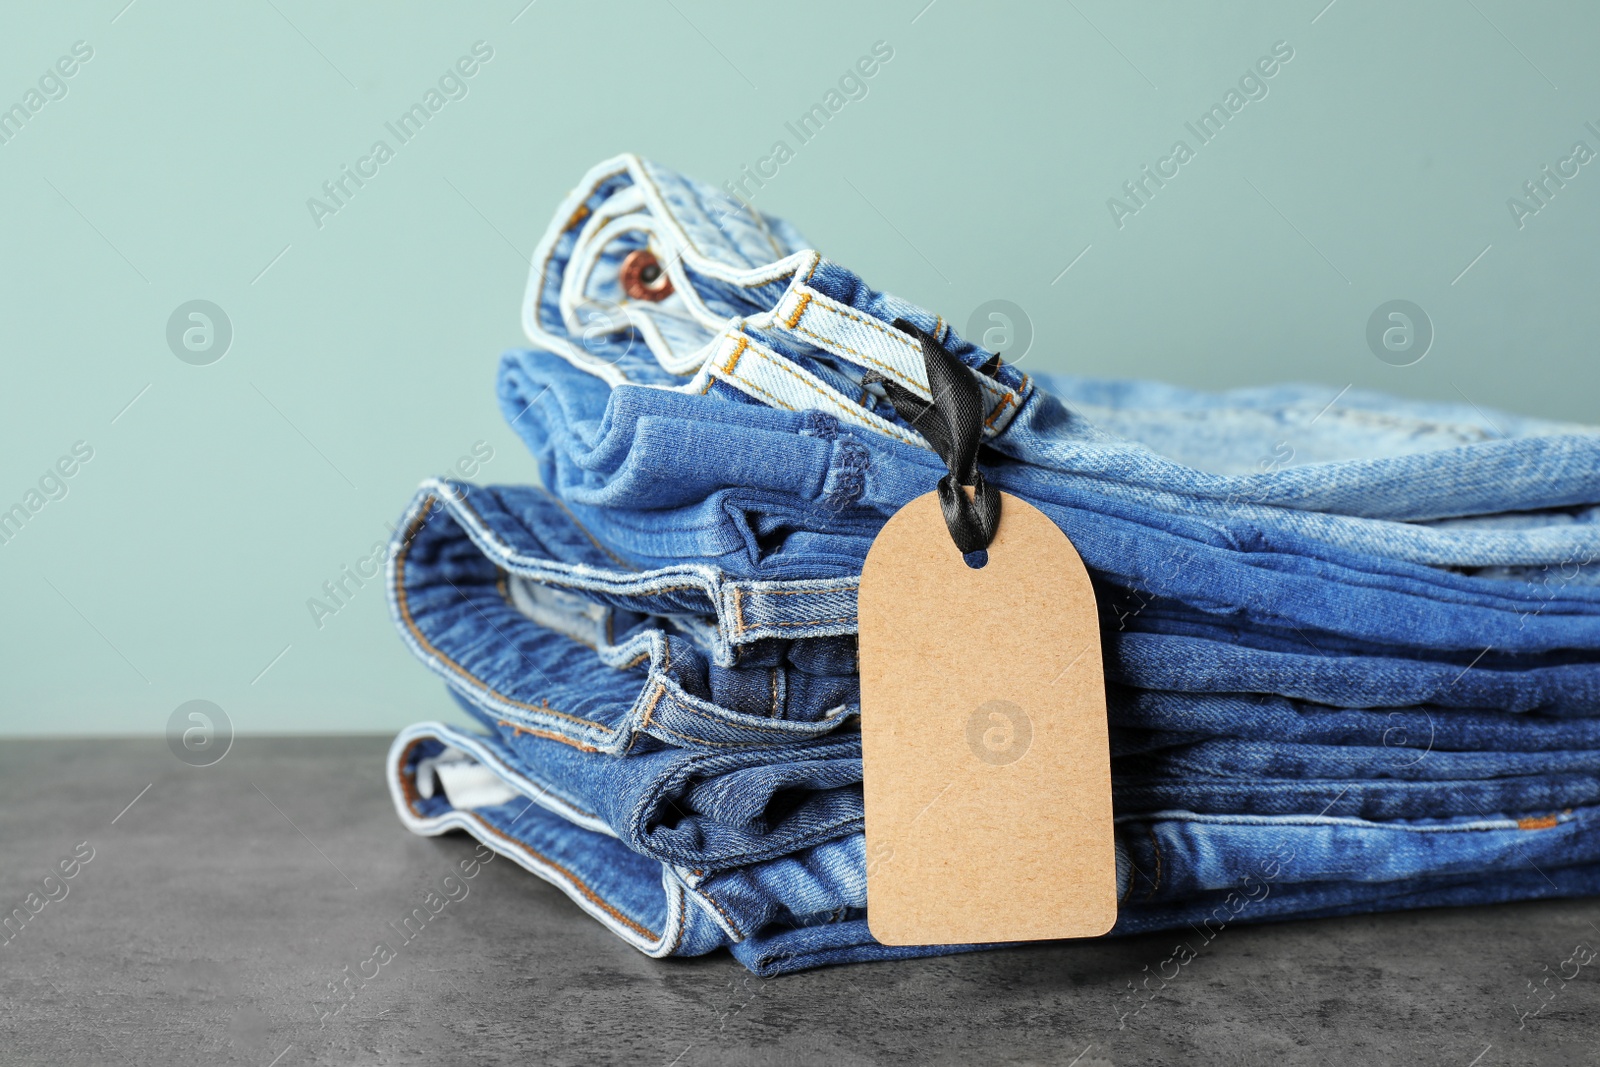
866, 320, 1000, 554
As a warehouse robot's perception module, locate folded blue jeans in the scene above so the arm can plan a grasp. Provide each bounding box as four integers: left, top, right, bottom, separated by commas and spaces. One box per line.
510, 155, 1600, 557
387, 723, 1600, 975
387, 483, 1600, 839
497, 354, 1600, 661
381, 153, 1600, 973
394, 479, 1600, 748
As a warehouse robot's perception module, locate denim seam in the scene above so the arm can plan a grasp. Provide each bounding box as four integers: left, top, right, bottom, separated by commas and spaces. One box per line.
664, 885, 689, 954
638, 683, 666, 733
453, 485, 633, 576
469, 808, 660, 941
1143, 824, 1163, 902
1117, 810, 1575, 832
717, 334, 923, 446
792, 322, 914, 391
691, 884, 746, 941
500, 720, 602, 758
437, 483, 738, 633
717, 344, 798, 413
393, 737, 658, 939
984, 389, 1016, 428
534, 484, 636, 570
710, 335, 924, 446
761, 616, 857, 628
534, 164, 634, 381
648, 722, 805, 750
748, 585, 861, 597
394, 503, 613, 740
790, 286, 1023, 426
784, 292, 812, 329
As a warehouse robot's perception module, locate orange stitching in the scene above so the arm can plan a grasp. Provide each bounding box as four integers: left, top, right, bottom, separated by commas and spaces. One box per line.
806, 289, 919, 350
784, 292, 812, 329
563, 203, 591, 231
721, 335, 751, 375
393, 500, 608, 733
745, 346, 918, 445
467, 810, 659, 940
715, 332, 924, 446
500, 720, 603, 757
664, 887, 689, 953
717, 370, 797, 413
793, 323, 913, 387
400, 735, 650, 939
397, 738, 427, 816
637, 683, 667, 733
695, 886, 745, 940
984, 390, 1015, 428
731, 586, 745, 638
791, 290, 1019, 428
746, 585, 859, 596
1517, 814, 1561, 830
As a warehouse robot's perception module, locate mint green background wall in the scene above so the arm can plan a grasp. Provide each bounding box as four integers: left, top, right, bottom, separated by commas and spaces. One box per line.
2, 1, 1596, 735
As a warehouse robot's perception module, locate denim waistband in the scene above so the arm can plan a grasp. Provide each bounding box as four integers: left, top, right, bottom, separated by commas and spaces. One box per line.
517, 154, 1031, 448
512, 156, 1600, 532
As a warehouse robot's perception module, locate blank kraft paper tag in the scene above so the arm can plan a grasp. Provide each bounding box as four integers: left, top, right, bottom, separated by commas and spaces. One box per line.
858, 490, 1117, 945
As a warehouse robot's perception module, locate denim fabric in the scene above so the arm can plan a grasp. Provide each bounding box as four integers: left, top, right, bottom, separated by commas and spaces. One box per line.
388, 488, 1600, 838
380, 153, 1600, 974
500, 349, 1600, 616
387, 724, 1600, 975
1111, 688, 1600, 751
394, 477, 1600, 732
509, 156, 1600, 535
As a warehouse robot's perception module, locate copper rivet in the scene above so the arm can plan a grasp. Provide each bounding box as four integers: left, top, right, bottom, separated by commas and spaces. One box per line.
620, 249, 673, 302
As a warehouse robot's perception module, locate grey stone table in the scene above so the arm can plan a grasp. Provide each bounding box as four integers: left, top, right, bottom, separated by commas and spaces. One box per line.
1, 738, 1595, 1066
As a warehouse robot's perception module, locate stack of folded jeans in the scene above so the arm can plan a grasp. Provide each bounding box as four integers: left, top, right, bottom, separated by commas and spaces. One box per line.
384, 155, 1600, 975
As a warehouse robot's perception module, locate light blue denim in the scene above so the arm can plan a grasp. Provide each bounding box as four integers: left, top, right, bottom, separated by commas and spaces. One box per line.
379, 153, 1600, 973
